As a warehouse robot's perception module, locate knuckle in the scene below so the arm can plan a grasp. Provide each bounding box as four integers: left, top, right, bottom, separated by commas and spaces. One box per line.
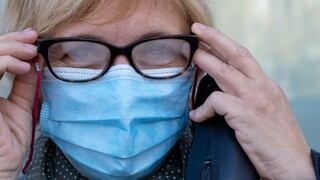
0, 40, 16, 51
206, 96, 215, 108
1, 55, 11, 60
208, 27, 222, 36
200, 92, 220, 116
246, 80, 285, 113
211, 90, 223, 97
270, 82, 286, 101
0, 55, 14, 63
0, 40, 34, 56
0, 32, 20, 42
236, 45, 252, 58
246, 92, 271, 114
205, 27, 222, 41
8, 42, 26, 56
16, 42, 27, 51
245, 84, 268, 110
256, 94, 270, 110
207, 91, 221, 106
0, 33, 11, 42
207, 91, 218, 102
14, 42, 36, 57
219, 61, 235, 75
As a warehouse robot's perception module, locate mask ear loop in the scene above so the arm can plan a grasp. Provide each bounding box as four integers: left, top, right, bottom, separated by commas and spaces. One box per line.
191, 66, 199, 110
22, 59, 42, 174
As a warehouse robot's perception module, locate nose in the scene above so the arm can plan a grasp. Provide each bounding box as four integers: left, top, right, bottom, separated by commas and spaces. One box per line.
112, 55, 130, 66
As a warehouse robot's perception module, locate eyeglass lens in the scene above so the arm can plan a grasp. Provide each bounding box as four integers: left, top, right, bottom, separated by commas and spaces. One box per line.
47, 38, 191, 80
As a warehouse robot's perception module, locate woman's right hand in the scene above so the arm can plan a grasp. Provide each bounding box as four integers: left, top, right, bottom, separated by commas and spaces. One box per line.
0, 28, 38, 179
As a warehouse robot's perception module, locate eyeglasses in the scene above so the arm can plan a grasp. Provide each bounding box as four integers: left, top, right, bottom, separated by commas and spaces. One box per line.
37, 35, 199, 82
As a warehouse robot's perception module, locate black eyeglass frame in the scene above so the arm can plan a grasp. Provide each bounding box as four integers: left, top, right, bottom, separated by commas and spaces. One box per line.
37, 34, 199, 82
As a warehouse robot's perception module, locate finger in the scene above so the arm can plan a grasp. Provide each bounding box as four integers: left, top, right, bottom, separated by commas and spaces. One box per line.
199, 41, 225, 61
0, 56, 31, 75
0, 29, 38, 44
193, 48, 248, 95
0, 41, 37, 60
189, 93, 217, 122
190, 91, 241, 123
192, 23, 263, 78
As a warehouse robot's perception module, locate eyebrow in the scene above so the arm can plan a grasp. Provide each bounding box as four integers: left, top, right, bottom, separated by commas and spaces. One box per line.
71, 32, 170, 44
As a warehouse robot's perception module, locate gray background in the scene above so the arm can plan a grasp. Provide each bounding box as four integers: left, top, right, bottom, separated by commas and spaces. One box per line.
0, 0, 319, 151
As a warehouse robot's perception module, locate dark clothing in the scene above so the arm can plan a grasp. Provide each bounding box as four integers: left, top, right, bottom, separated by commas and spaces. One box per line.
187, 75, 320, 180
186, 75, 259, 180
312, 150, 320, 180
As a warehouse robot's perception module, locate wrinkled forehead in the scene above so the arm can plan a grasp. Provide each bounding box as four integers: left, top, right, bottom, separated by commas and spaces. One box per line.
53, 0, 189, 46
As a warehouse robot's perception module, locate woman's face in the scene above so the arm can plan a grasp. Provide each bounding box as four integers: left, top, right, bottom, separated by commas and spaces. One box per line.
53, 0, 189, 65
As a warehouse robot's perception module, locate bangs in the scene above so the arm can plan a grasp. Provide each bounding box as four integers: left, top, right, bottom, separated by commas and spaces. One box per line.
2, 0, 212, 36
39, 0, 139, 36
79, 0, 139, 25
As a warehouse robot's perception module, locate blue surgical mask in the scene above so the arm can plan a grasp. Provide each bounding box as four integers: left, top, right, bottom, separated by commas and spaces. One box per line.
40, 65, 194, 180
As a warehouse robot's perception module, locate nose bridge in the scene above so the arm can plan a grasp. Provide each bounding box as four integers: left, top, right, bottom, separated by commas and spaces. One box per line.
111, 46, 132, 66
112, 54, 130, 65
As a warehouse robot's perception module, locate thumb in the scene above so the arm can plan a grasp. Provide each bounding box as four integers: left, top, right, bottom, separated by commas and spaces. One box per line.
190, 91, 240, 123
189, 92, 218, 122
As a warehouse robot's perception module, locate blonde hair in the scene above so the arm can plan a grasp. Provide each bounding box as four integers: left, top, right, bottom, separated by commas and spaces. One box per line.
1, 0, 213, 35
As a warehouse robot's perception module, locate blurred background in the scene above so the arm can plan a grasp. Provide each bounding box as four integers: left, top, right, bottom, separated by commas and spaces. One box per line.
0, 0, 319, 150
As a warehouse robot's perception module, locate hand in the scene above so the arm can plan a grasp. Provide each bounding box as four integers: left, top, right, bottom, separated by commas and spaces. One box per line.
0, 28, 38, 179
190, 23, 316, 180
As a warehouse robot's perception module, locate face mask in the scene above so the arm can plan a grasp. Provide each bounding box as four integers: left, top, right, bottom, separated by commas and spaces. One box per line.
40, 64, 194, 180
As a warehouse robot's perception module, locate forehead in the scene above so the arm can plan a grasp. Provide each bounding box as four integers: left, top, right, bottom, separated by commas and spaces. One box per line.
53, 0, 189, 45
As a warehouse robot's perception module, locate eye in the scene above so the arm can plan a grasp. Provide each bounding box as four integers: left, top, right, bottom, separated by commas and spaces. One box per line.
48, 42, 110, 69
138, 44, 165, 56
65, 46, 95, 60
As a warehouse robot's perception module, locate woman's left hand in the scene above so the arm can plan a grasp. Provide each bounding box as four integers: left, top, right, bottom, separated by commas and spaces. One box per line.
190, 23, 316, 180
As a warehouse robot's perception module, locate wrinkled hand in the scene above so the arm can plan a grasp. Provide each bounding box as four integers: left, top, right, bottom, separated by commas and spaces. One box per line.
190, 23, 316, 180
0, 29, 38, 179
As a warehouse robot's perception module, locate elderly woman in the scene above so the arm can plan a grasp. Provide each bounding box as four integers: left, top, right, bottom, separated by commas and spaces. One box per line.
0, 0, 318, 179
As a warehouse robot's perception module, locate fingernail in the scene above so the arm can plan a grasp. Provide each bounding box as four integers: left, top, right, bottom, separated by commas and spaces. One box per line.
189, 110, 195, 118
23, 28, 33, 32
25, 44, 37, 53
23, 29, 36, 36
193, 23, 207, 31
20, 62, 31, 70
189, 110, 201, 122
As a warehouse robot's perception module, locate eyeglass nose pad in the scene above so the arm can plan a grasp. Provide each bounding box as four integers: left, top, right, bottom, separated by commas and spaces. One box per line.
111, 55, 130, 66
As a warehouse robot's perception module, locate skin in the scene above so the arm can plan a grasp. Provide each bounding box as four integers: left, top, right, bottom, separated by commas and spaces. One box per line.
0, 0, 316, 179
